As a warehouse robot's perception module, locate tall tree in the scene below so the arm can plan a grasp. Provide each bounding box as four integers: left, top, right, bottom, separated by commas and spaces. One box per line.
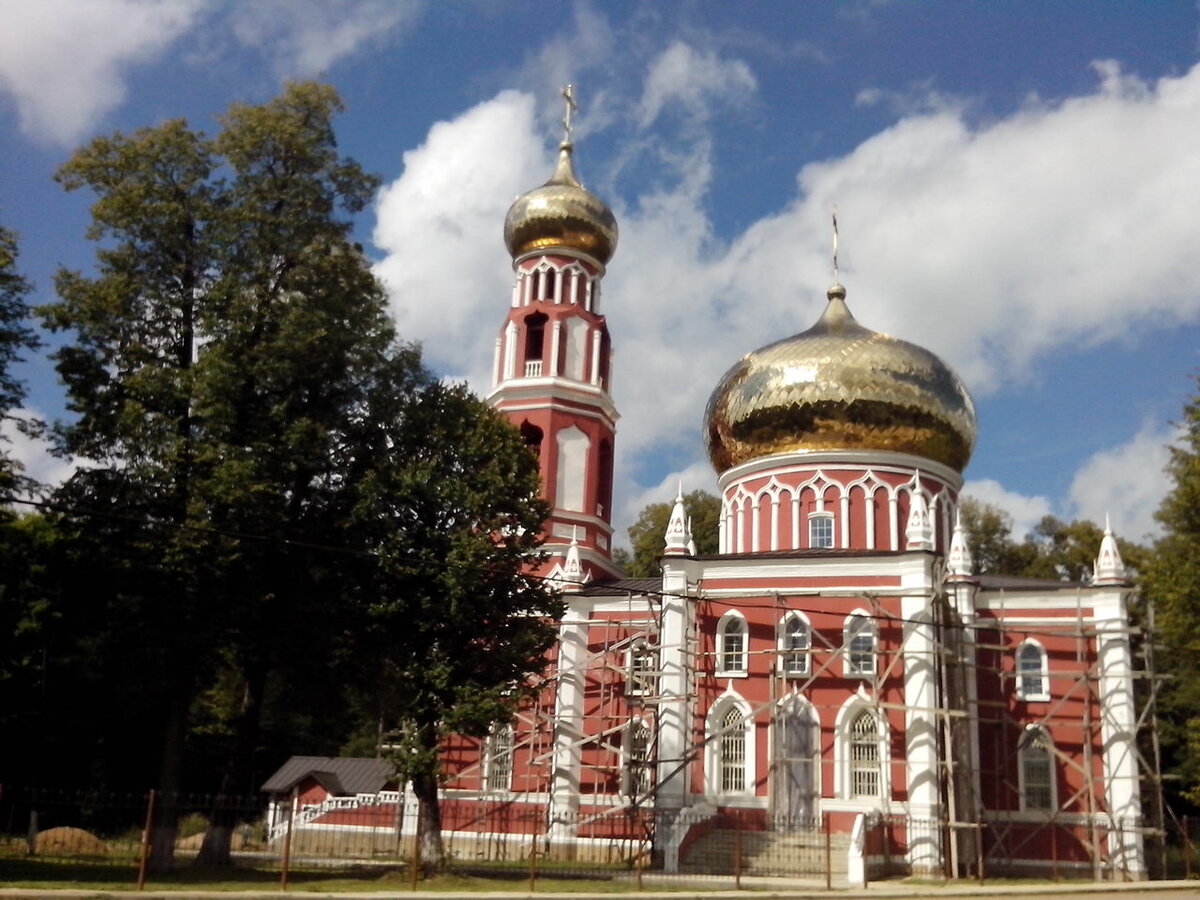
40, 83, 423, 868
345, 381, 562, 870
0, 219, 38, 492
1143, 378, 1200, 807
622, 490, 720, 577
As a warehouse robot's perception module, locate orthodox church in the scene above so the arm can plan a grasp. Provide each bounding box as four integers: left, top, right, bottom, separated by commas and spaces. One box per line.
270, 101, 1146, 882
434, 104, 1148, 881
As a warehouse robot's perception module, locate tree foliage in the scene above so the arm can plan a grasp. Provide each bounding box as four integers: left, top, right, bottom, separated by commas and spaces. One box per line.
622, 489, 720, 577
27, 82, 559, 870
1143, 378, 1200, 808
0, 219, 38, 492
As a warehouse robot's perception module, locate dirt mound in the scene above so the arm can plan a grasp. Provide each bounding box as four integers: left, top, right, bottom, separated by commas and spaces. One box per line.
36, 826, 108, 856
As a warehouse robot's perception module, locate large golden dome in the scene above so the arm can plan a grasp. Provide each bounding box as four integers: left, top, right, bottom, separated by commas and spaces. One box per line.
704, 283, 977, 473
504, 143, 618, 266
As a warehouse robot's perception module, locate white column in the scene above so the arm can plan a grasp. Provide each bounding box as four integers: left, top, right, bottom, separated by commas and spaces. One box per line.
657, 560, 694, 812
866, 489, 876, 550
1097, 592, 1145, 877
791, 494, 800, 550
549, 320, 562, 376
769, 497, 780, 551
492, 337, 502, 389
888, 493, 899, 551
840, 493, 850, 549
555, 269, 564, 303
590, 329, 602, 385
901, 578, 944, 875
751, 496, 761, 552
549, 604, 589, 841
522, 270, 533, 306
504, 322, 518, 380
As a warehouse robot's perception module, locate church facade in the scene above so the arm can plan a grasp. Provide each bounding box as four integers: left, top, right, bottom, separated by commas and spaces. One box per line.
433, 122, 1146, 881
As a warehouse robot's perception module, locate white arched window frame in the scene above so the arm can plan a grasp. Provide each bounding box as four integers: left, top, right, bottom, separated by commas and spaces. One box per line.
717, 611, 749, 677
1016, 640, 1049, 700
621, 716, 653, 800
834, 696, 889, 803
704, 691, 756, 797
626, 641, 659, 697
843, 612, 876, 677
808, 512, 834, 549
1018, 726, 1056, 811
779, 612, 811, 677
484, 723, 514, 792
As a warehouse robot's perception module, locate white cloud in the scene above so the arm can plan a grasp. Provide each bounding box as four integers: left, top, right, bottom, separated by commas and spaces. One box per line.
373, 59, 1200, 544
613, 459, 719, 551
637, 41, 757, 130
372, 91, 547, 382
961, 479, 1053, 542
227, 0, 421, 78
0, 0, 203, 144
1066, 422, 1176, 543
2, 407, 75, 492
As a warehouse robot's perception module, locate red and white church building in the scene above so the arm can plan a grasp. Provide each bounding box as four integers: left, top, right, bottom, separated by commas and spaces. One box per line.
268, 111, 1146, 881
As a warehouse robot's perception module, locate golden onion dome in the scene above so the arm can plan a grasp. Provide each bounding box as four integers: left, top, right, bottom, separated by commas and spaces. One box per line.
504, 142, 618, 266
704, 283, 977, 474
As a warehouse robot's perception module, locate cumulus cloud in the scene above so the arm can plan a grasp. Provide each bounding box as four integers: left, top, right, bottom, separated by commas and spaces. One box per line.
1066, 422, 1176, 542
613, 459, 720, 550
2, 407, 74, 493
373, 59, 1200, 542
961, 479, 1053, 542
372, 91, 548, 382
637, 41, 758, 129
227, 0, 422, 78
0, 0, 203, 144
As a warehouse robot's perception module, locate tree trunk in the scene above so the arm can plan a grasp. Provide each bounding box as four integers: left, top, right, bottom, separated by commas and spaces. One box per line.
196, 660, 267, 866
148, 681, 191, 872
411, 771, 445, 872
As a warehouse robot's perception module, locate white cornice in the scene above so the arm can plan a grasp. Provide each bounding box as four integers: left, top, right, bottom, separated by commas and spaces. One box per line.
488, 380, 619, 424
512, 247, 605, 273
718, 450, 962, 490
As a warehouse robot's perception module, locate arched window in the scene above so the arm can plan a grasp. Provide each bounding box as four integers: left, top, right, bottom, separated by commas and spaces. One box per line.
844, 613, 876, 676
627, 641, 658, 697
848, 709, 881, 798
718, 613, 747, 675
809, 513, 834, 549
1016, 641, 1049, 700
1019, 727, 1055, 811
780, 614, 810, 677
523, 311, 547, 376
622, 718, 652, 799
484, 724, 514, 792
775, 696, 818, 822
720, 705, 747, 792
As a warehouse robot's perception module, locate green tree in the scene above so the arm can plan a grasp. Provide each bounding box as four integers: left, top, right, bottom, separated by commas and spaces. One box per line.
622, 490, 720, 577
39, 82, 422, 868
345, 381, 562, 870
1143, 378, 1200, 807
957, 498, 1038, 575
0, 220, 38, 492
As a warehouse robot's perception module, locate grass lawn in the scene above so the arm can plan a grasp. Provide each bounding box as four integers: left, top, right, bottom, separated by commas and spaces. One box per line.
0, 857, 690, 892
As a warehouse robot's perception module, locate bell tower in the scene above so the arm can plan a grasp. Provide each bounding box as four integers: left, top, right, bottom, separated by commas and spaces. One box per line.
487, 87, 620, 584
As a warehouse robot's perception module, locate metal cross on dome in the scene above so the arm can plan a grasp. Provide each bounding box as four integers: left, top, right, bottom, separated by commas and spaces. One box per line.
562, 84, 577, 145
832, 207, 840, 282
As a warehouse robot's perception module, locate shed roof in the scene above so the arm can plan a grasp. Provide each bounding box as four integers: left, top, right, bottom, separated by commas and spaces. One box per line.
260, 756, 395, 795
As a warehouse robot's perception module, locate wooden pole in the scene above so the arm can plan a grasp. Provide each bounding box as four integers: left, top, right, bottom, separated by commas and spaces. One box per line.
733, 828, 742, 890
280, 787, 297, 891
823, 812, 832, 890
136, 789, 155, 891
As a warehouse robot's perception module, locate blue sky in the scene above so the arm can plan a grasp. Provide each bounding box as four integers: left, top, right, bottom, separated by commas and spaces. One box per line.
2, 0, 1199, 548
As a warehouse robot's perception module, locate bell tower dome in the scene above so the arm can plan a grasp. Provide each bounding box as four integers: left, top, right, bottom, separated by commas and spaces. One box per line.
487, 86, 620, 585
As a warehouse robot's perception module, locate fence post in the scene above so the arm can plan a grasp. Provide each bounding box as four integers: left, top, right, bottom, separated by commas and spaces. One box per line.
528, 833, 538, 892
137, 789, 156, 890
1184, 816, 1192, 880
280, 787, 297, 891
824, 812, 832, 890
409, 802, 422, 890
976, 823, 985, 885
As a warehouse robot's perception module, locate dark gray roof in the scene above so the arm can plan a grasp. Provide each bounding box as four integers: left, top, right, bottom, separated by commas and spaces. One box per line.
977, 574, 1087, 591
261, 756, 395, 795
577, 577, 662, 597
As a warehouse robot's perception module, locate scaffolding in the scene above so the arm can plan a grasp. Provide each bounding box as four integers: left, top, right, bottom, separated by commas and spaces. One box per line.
441, 572, 1164, 881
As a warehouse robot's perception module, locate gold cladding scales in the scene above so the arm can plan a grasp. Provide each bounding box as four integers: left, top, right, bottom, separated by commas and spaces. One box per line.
704, 284, 977, 473
504, 144, 618, 266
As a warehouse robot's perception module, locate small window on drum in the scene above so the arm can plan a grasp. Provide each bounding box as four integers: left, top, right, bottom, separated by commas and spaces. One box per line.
809, 513, 834, 549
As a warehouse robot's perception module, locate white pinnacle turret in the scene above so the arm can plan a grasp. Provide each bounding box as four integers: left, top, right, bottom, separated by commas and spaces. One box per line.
905, 473, 934, 551
664, 483, 692, 556
1093, 514, 1128, 586
947, 509, 974, 579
